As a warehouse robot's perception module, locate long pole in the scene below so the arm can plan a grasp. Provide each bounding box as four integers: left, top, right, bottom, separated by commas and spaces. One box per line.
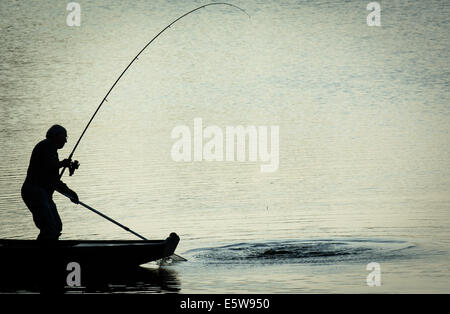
59, 192, 187, 261
60, 2, 249, 178
60, 192, 147, 240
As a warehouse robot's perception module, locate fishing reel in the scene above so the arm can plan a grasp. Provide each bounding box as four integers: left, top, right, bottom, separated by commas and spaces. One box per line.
68, 160, 80, 176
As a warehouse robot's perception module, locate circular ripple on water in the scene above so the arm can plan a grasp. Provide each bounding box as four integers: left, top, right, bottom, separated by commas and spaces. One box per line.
185, 239, 417, 265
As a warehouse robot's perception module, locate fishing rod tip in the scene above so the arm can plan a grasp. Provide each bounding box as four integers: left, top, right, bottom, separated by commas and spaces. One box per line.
213, 2, 251, 19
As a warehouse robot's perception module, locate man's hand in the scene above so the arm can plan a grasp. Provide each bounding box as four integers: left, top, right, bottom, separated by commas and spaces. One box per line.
60, 158, 72, 168
69, 189, 79, 204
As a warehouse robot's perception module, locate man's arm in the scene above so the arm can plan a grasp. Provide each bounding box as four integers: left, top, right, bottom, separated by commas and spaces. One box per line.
55, 181, 79, 204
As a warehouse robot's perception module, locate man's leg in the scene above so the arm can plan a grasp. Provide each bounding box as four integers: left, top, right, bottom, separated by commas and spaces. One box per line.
36, 196, 62, 241
22, 184, 61, 240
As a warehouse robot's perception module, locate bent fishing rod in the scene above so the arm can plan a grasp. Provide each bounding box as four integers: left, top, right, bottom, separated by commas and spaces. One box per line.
60, 2, 249, 178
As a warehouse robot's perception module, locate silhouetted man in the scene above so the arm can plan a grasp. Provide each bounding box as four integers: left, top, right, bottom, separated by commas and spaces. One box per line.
22, 125, 79, 241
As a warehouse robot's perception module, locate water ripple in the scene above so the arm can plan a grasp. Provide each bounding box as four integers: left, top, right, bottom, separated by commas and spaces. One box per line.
186, 239, 417, 265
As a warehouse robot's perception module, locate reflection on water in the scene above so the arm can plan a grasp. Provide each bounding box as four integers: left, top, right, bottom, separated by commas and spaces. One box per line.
81, 265, 181, 294
0, 264, 180, 294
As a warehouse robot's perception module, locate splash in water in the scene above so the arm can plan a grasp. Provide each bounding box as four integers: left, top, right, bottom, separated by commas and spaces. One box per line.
186, 239, 416, 265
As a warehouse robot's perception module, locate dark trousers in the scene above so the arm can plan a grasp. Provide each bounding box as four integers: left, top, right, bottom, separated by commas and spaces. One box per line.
21, 182, 62, 240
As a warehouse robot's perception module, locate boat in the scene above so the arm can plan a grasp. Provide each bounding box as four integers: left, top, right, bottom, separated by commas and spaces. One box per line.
0, 232, 180, 271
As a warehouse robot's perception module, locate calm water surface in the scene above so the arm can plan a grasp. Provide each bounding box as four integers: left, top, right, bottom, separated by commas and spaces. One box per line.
0, 0, 449, 293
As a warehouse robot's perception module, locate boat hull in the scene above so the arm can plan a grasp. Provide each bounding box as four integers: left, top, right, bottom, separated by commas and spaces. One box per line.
0, 232, 180, 270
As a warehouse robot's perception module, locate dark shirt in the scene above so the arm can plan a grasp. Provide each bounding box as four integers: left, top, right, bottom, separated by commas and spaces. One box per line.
24, 139, 69, 195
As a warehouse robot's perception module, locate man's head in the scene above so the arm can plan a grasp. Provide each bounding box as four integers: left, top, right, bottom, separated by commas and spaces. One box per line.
46, 124, 67, 149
